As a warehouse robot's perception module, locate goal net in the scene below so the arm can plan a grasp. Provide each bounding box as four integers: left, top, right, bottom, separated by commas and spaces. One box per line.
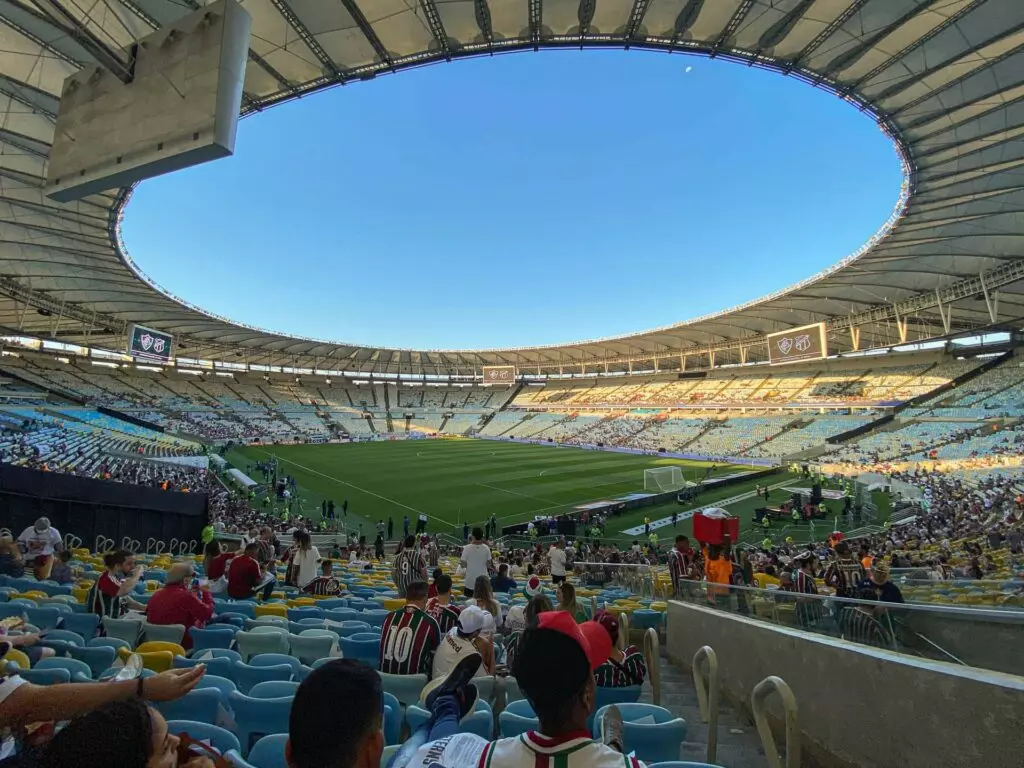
644, 466, 685, 492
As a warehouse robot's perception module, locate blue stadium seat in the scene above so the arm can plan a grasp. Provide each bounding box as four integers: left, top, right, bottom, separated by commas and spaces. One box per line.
167, 720, 240, 756
156, 687, 222, 724
592, 704, 687, 764
227, 691, 292, 755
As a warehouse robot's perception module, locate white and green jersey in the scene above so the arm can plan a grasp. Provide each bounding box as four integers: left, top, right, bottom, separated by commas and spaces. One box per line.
408, 730, 644, 768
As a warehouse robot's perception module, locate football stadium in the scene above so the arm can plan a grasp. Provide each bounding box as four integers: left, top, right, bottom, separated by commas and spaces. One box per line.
0, 2, 1023, 767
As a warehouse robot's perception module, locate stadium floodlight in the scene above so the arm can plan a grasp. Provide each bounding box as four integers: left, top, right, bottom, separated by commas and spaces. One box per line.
643, 466, 685, 493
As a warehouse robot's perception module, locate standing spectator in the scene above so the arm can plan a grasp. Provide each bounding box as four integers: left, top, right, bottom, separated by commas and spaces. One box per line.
548, 539, 568, 585
823, 541, 866, 598
17, 517, 62, 580
146, 562, 214, 649
865, 562, 905, 604
393, 535, 428, 598
290, 530, 321, 589
387, 516, 394, 540
426, 574, 462, 635
87, 550, 147, 619
592, 611, 647, 688
379, 581, 441, 676
403, 516, 411, 537
460, 528, 492, 598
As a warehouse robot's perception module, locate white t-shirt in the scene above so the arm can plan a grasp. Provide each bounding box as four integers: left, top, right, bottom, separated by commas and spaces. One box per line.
461, 542, 491, 590
504, 604, 527, 633
432, 629, 488, 680
17, 526, 61, 557
549, 547, 567, 577
291, 546, 321, 587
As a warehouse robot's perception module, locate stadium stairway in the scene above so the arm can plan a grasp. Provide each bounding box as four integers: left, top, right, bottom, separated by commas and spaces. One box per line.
740, 417, 812, 457
680, 420, 719, 450
651, 653, 766, 767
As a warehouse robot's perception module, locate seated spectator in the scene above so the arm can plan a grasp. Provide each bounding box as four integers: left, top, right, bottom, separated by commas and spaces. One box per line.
33, 695, 214, 768
0, 622, 55, 666
0, 663, 205, 734
862, 562, 905, 604
468, 575, 501, 628
302, 560, 343, 597
431, 605, 495, 681
87, 550, 147, 619
202, 541, 235, 594
226, 542, 274, 601
490, 563, 517, 594
379, 581, 441, 677
505, 593, 552, 670
425, 574, 461, 635
48, 549, 75, 585
592, 611, 647, 688
146, 563, 214, 649
555, 582, 587, 624
504, 576, 543, 633
285, 659, 384, 768
0, 534, 25, 578
753, 564, 780, 589
404, 611, 630, 768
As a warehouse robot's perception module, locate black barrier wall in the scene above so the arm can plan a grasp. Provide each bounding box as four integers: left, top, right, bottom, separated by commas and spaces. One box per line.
0, 464, 207, 548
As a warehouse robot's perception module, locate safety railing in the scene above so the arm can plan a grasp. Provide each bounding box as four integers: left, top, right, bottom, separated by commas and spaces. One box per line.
644, 628, 661, 706
751, 675, 801, 768
671, 579, 1024, 676
692, 645, 719, 764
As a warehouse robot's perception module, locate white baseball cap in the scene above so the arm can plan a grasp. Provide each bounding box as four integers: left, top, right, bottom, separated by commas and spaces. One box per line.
458, 605, 493, 635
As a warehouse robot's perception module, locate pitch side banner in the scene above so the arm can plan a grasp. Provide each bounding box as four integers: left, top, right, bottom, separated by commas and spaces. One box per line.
482, 365, 517, 383
766, 322, 827, 365
128, 324, 173, 363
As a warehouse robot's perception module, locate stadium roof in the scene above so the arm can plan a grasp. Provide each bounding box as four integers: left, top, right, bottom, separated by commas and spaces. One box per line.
0, 0, 1023, 375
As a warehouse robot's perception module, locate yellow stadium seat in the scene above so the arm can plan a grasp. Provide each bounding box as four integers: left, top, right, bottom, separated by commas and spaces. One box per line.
288, 598, 316, 608
2, 648, 30, 669
122, 641, 185, 658
254, 604, 288, 619
380, 599, 405, 612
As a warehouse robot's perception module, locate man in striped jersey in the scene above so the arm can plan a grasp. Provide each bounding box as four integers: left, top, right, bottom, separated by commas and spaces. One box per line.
426, 574, 462, 635
592, 611, 647, 688
379, 580, 441, 677
401, 610, 641, 768
393, 535, 428, 598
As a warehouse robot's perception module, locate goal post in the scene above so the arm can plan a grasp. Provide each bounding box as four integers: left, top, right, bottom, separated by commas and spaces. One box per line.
644, 466, 685, 492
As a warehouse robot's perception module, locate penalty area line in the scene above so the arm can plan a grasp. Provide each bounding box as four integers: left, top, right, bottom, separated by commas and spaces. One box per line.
475, 482, 558, 505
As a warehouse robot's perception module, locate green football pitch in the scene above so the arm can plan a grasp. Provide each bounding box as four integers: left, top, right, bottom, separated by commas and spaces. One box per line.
227, 438, 757, 536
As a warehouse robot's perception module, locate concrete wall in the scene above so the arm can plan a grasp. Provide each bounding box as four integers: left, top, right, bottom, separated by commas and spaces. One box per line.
667, 601, 1024, 768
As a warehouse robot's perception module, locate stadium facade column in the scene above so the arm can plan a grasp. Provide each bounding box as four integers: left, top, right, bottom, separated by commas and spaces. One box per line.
849, 325, 860, 352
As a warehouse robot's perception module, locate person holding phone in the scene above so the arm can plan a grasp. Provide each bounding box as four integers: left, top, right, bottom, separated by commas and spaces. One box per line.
146, 563, 214, 650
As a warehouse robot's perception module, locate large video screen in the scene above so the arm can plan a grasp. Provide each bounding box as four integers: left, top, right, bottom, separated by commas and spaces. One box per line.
128, 324, 173, 363
766, 322, 826, 365
482, 365, 517, 383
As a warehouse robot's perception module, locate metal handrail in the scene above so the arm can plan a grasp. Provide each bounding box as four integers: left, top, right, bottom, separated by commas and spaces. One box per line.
617, 612, 629, 650
751, 676, 801, 768
643, 627, 661, 706
692, 645, 719, 764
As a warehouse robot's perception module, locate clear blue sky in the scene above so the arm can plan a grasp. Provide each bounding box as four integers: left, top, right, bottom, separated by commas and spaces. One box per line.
122, 50, 902, 350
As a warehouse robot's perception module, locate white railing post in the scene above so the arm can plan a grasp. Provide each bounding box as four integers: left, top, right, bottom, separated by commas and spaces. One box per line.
751, 676, 800, 768
692, 645, 719, 764
643, 628, 661, 706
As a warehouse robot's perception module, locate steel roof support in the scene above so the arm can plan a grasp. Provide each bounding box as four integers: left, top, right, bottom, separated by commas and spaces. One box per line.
529, 0, 543, 49
31, 0, 135, 82
419, 0, 451, 59
935, 288, 952, 335
711, 0, 754, 55
623, 0, 651, 43
980, 272, 1000, 324
269, 0, 341, 75
340, 0, 393, 68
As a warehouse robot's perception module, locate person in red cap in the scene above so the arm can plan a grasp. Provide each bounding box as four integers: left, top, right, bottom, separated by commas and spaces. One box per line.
592, 611, 647, 688
395, 610, 641, 768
